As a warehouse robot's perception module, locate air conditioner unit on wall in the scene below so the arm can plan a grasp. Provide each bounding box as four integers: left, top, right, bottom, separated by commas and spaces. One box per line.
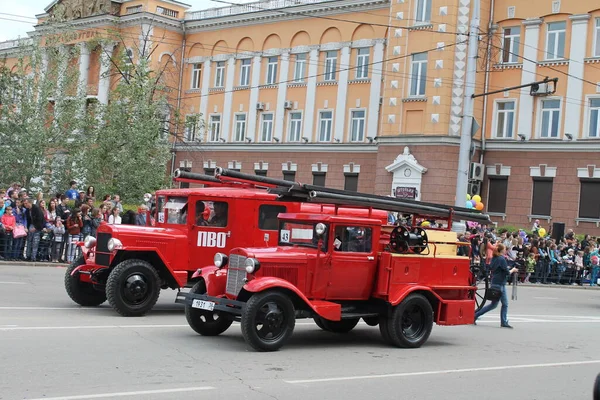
283, 101, 293, 109
469, 162, 485, 181
468, 180, 482, 197
256, 102, 265, 111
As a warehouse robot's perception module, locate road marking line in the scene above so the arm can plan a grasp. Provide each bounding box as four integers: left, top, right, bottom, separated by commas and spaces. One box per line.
509, 314, 600, 319
285, 360, 600, 384
533, 297, 559, 300
25, 386, 215, 400
0, 281, 27, 284
0, 324, 189, 331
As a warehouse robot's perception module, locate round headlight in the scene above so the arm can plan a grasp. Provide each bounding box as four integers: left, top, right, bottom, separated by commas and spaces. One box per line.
214, 253, 228, 268
245, 258, 260, 274
107, 238, 123, 252
315, 223, 327, 236
84, 236, 97, 248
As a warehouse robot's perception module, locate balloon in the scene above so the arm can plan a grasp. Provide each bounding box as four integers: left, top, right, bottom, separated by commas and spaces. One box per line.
472, 195, 482, 203
466, 201, 473, 208
470, 200, 477, 207
466, 194, 471, 201
519, 230, 526, 237
475, 202, 484, 211
538, 228, 546, 237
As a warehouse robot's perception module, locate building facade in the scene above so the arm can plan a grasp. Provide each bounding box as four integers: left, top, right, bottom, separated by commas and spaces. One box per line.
1, 0, 600, 234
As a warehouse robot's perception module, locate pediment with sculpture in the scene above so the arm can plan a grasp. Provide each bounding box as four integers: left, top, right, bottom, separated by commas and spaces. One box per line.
48, 0, 120, 22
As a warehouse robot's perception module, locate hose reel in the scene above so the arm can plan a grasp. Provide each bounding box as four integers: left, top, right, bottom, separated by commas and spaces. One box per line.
389, 226, 428, 254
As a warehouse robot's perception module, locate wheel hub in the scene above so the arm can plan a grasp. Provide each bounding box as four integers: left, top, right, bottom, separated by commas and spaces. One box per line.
264, 310, 283, 329
124, 274, 148, 302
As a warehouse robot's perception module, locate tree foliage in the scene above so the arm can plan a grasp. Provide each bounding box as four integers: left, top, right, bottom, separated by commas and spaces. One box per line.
0, 26, 180, 202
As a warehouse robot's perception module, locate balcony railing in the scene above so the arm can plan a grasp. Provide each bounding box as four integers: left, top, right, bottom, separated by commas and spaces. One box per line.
126, 5, 143, 14
157, 6, 179, 18
0, 38, 32, 51
185, 0, 328, 20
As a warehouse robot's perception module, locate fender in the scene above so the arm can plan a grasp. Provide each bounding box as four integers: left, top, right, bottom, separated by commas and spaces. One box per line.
192, 266, 228, 297
242, 277, 341, 320
388, 284, 443, 307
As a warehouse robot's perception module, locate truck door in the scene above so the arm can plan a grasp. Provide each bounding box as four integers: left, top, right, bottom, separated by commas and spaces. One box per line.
255, 204, 287, 246
326, 225, 377, 300
189, 198, 232, 268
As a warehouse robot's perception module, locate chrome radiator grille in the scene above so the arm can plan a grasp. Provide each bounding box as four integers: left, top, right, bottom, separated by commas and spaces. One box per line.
226, 254, 247, 296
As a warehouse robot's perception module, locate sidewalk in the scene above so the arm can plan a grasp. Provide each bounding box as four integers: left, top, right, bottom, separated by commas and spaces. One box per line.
0, 260, 68, 268
517, 282, 600, 291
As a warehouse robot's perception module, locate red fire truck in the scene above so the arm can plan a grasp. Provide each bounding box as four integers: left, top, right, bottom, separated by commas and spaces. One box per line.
176, 168, 491, 351
65, 170, 387, 317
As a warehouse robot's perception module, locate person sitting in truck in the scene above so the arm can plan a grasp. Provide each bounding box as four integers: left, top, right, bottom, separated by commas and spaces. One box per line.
209, 202, 228, 227
195, 201, 209, 226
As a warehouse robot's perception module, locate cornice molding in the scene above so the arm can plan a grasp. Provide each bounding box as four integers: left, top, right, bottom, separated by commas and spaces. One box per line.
184, 0, 389, 32
173, 143, 378, 153
485, 139, 600, 152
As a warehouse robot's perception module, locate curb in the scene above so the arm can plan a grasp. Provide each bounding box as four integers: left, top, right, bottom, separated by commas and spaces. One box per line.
517, 283, 600, 291
0, 261, 68, 268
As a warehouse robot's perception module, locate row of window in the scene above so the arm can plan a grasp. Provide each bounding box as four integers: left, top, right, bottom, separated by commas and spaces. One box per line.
184, 109, 367, 143
494, 97, 600, 139
487, 177, 600, 220
501, 18, 600, 63
190, 47, 371, 90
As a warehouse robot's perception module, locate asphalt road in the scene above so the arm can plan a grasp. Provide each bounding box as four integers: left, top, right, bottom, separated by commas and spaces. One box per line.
1, 264, 600, 400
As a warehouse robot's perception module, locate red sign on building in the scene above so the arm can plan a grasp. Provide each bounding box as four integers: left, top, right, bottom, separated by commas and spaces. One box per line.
395, 186, 417, 199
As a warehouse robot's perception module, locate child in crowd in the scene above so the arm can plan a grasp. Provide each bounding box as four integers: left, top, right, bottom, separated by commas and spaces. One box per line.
52, 217, 65, 263
1, 206, 15, 260
525, 253, 535, 283
591, 256, 599, 287
575, 251, 584, 285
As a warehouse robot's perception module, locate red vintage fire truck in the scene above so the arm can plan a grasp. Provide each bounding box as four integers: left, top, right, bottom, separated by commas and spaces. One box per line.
176, 168, 491, 351
65, 170, 387, 317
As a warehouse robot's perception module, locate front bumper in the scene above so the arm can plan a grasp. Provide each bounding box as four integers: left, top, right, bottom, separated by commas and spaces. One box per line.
175, 292, 246, 316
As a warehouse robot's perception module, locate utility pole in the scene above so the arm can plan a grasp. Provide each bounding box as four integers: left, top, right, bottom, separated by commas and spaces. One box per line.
452, 0, 480, 232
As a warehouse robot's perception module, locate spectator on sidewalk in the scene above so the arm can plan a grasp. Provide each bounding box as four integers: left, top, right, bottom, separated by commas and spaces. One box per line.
52, 217, 65, 263
12, 199, 27, 260
65, 181, 79, 201
1, 205, 15, 260
112, 195, 124, 214
108, 207, 121, 225
23, 198, 45, 262
591, 256, 599, 287
66, 209, 83, 263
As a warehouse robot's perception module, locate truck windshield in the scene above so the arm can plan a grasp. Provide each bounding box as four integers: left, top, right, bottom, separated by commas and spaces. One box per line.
278, 221, 328, 250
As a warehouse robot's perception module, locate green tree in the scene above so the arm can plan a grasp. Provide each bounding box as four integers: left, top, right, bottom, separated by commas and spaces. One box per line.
0, 39, 89, 193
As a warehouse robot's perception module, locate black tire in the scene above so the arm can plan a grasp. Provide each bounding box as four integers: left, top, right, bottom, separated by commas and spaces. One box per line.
241, 290, 295, 352
106, 259, 161, 317
471, 264, 489, 313
386, 294, 434, 348
313, 316, 327, 330
64, 257, 107, 306
185, 280, 232, 336
363, 316, 379, 326
379, 316, 393, 344
321, 318, 360, 333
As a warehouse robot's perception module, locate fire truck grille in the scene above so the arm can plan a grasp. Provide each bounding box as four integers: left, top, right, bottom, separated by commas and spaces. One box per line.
226, 254, 247, 296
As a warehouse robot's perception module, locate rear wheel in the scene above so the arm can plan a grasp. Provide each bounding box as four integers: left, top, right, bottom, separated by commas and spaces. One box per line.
321, 318, 360, 333
64, 257, 107, 307
106, 259, 161, 317
241, 290, 295, 352
185, 281, 232, 336
386, 294, 433, 348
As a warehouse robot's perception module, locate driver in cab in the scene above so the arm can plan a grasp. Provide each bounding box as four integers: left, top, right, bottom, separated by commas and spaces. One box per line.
209, 203, 227, 227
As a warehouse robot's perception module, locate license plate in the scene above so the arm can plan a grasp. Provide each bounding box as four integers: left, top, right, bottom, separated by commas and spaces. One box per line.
191, 299, 215, 311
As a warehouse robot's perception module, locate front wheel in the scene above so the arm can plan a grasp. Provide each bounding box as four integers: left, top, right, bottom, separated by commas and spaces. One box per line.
386, 294, 433, 348
185, 281, 232, 336
64, 257, 107, 306
106, 259, 161, 317
241, 290, 295, 352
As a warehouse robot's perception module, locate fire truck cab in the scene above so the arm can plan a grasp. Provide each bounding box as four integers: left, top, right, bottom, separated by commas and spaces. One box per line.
176, 169, 490, 351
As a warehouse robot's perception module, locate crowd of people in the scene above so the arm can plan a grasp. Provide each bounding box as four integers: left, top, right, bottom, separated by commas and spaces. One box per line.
462, 223, 600, 287
0, 181, 148, 263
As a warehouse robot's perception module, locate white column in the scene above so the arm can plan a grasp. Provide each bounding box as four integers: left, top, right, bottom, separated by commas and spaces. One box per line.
516, 18, 542, 139
303, 48, 319, 141
56, 45, 69, 97
564, 14, 590, 140
334, 45, 350, 142
37, 50, 48, 100
98, 43, 116, 104
221, 57, 235, 142
367, 41, 384, 138
199, 59, 211, 123
274, 51, 290, 142
247, 56, 262, 142
77, 43, 90, 98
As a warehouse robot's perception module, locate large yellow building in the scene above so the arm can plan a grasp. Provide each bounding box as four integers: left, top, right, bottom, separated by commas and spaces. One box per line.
2, 0, 600, 235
